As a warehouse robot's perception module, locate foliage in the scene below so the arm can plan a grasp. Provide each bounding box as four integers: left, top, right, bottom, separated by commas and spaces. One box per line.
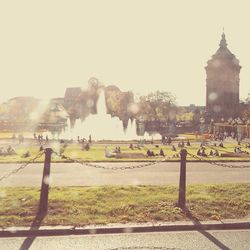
137, 91, 178, 121
105, 88, 135, 124
176, 112, 194, 121
241, 103, 250, 122
0, 97, 39, 121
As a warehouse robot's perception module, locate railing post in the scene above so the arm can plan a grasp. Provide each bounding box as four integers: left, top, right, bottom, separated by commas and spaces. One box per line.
39, 148, 52, 214
178, 148, 187, 209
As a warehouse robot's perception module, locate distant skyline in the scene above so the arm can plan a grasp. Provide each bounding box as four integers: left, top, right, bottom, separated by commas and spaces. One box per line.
0, 0, 250, 105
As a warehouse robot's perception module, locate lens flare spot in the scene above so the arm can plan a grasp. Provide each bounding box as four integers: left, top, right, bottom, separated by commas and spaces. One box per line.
209, 92, 218, 101
213, 105, 221, 113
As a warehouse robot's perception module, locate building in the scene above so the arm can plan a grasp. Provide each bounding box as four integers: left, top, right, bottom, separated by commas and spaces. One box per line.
181, 104, 205, 113
213, 122, 250, 140
205, 32, 241, 120
37, 102, 68, 134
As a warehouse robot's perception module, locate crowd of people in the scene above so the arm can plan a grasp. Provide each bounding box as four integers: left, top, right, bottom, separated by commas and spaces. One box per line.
234, 146, 249, 154
3, 131, 250, 160
12, 134, 24, 144
162, 136, 172, 145
146, 148, 165, 157
177, 140, 191, 148
33, 133, 49, 144
105, 146, 121, 158
0, 146, 16, 156
197, 147, 219, 157
213, 131, 237, 141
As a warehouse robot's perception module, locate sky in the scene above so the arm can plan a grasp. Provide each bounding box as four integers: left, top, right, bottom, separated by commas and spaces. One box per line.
0, 0, 250, 106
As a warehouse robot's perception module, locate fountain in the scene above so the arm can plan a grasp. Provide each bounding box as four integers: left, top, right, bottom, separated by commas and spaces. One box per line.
60, 90, 138, 141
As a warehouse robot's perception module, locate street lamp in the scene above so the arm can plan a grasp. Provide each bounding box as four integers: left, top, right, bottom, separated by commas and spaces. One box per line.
199, 117, 206, 142
209, 118, 214, 134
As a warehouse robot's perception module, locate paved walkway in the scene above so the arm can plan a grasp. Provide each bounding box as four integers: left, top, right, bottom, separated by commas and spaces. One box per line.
1, 230, 250, 250
0, 162, 250, 186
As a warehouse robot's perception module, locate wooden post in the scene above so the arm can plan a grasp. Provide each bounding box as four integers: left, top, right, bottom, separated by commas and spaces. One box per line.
178, 149, 187, 209
39, 148, 52, 214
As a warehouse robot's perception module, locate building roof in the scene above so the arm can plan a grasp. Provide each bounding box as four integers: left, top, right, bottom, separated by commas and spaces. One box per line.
206, 32, 241, 69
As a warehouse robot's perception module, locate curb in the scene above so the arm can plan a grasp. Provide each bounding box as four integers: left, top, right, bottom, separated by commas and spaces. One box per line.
1, 222, 250, 238
2, 160, 250, 164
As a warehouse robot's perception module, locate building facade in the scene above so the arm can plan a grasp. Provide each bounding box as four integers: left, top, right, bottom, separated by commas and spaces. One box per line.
205, 32, 241, 120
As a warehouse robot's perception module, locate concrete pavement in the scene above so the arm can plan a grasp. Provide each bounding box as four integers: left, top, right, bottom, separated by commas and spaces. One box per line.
1, 230, 250, 250
0, 162, 250, 186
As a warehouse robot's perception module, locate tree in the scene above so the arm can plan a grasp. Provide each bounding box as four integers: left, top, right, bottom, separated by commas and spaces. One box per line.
105, 87, 135, 129
137, 91, 178, 121
241, 103, 250, 121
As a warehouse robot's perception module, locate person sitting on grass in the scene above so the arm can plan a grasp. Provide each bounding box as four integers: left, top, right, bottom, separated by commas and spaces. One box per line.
7, 146, 16, 155
114, 147, 121, 153
147, 150, 155, 157
129, 143, 134, 150
214, 150, 219, 157
201, 149, 207, 157
209, 150, 214, 156
172, 153, 180, 158
234, 147, 243, 153
219, 141, 224, 147
85, 142, 90, 151
172, 145, 176, 151
105, 147, 116, 158
186, 140, 191, 146
159, 149, 165, 157
22, 151, 31, 158
197, 149, 201, 156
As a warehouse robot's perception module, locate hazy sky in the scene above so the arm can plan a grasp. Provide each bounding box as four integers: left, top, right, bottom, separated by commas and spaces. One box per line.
0, 0, 249, 105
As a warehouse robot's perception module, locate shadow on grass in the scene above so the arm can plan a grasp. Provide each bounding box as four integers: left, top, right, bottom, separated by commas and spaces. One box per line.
184, 208, 230, 250
19, 211, 46, 250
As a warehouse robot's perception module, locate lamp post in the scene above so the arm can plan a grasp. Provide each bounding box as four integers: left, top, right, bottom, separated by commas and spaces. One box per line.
199, 117, 205, 142
137, 116, 145, 136
210, 118, 214, 134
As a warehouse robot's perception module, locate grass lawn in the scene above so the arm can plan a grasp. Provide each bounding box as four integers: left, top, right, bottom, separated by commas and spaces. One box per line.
0, 147, 45, 163
62, 143, 247, 162
0, 184, 249, 228
0, 132, 36, 139
1, 141, 250, 163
